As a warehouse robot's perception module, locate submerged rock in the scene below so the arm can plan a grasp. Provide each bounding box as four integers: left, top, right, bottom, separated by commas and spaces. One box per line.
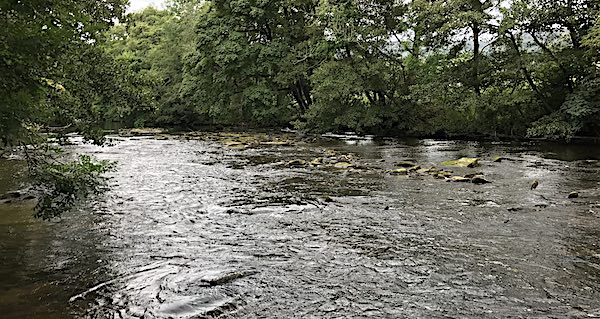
441, 157, 479, 168
395, 161, 417, 168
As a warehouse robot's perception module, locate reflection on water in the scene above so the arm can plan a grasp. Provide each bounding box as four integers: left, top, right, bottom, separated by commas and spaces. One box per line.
1, 136, 600, 318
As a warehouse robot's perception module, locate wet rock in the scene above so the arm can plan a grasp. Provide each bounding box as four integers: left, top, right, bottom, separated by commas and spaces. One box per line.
492, 156, 503, 163
395, 161, 417, 168
568, 192, 579, 199
310, 157, 323, 166
507, 207, 523, 212
464, 172, 484, 179
441, 157, 479, 168
447, 176, 471, 183
432, 173, 447, 179
334, 162, 354, 169
531, 180, 539, 190
287, 159, 307, 167
417, 167, 436, 174
471, 175, 491, 184
389, 168, 408, 175
407, 165, 421, 172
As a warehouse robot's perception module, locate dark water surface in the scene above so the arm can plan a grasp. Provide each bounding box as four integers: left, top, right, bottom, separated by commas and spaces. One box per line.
1, 135, 600, 318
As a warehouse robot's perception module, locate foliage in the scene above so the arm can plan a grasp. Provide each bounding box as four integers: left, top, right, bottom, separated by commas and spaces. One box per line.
1, 0, 126, 218
27, 150, 115, 220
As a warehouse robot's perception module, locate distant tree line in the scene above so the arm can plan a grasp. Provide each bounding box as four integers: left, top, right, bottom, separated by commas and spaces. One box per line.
2, 0, 600, 141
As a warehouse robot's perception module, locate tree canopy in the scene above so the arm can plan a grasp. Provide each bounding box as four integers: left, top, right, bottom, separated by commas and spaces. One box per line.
3, 0, 600, 141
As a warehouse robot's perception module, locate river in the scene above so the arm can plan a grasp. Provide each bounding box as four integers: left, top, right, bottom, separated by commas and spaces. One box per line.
1, 133, 600, 318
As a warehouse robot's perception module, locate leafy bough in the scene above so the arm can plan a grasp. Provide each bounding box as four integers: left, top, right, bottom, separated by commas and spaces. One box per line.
21, 142, 115, 220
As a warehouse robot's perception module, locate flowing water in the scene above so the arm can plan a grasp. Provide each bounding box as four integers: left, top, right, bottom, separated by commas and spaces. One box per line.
1, 134, 600, 318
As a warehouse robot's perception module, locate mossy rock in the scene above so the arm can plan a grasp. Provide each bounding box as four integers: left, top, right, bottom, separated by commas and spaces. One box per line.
441, 157, 479, 168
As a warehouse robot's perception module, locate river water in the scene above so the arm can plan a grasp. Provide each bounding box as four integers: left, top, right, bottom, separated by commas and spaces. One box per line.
1, 134, 600, 318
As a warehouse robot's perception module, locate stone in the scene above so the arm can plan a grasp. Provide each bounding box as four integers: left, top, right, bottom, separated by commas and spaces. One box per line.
568, 192, 579, 199
395, 161, 417, 168
287, 159, 307, 167
471, 175, 491, 184
448, 176, 471, 182
389, 168, 408, 175
310, 158, 323, 166
334, 162, 354, 169
441, 157, 479, 168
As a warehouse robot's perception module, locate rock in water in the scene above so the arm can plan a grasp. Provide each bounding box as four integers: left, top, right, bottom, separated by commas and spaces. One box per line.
568, 192, 579, 199
287, 159, 307, 167
441, 158, 479, 168
530, 180, 539, 190
334, 162, 354, 169
471, 175, 491, 184
395, 161, 417, 168
389, 168, 408, 175
448, 176, 471, 183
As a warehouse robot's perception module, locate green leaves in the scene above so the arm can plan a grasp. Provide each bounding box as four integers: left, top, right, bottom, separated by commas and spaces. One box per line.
31, 154, 115, 220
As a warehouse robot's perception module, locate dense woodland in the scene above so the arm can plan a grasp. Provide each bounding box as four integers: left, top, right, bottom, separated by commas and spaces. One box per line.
2, 0, 600, 145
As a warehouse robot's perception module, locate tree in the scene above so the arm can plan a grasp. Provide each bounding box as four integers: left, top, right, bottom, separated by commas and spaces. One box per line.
0, 0, 127, 218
